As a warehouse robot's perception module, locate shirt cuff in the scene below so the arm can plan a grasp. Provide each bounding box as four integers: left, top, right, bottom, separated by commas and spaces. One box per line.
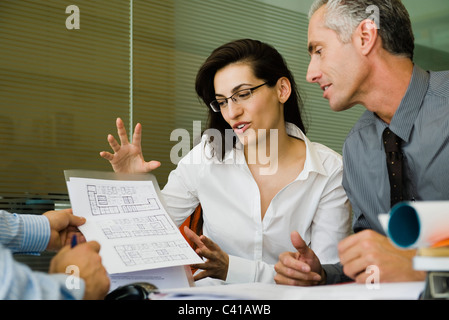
20, 214, 50, 253
322, 263, 354, 285
226, 255, 256, 284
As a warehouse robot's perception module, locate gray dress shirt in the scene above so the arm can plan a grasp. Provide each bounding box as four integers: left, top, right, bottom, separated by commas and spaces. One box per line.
323, 65, 449, 284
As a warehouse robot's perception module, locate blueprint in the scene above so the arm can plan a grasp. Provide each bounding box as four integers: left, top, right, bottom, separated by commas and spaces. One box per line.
66, 174, 203, 275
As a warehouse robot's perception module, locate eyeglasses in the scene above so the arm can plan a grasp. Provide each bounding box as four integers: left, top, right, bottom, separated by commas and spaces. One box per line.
209, 82, 268, 113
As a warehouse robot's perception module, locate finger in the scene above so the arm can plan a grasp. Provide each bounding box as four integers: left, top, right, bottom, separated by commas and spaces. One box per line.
278, 252, 311, 273
191, 262, 208, 270
194, 236, 221, 260
78, 233, 86, 244
107, 134, 121, 153
338, 231, 379, 266
274, 273, 300, 286
339, 240, 363, 266
290, 231, 309, 254
198, 235, 219, 251
193, 269, 211, 282
184, 226, 205, 249
116, 117, 130, 145
274, 272, 321, 287
53, 208, 85, 228
144, 161, 162, 172
58, 244, 71, 255
275, 259, 323, 284
66, 212, 86, 228
84, 241, 101, 253
196, 246, 215, 261
342, 256, 368, 280
338, 232, 361, 255
63, 230, 79, 246
338, 230, 378, 255
99, 151, 114, 161
65, 232, 86, 246
354, 271, 370, 284
132, 123, 142, 146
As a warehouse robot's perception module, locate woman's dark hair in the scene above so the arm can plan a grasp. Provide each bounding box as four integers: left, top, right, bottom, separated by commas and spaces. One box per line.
195, 39, 306, 160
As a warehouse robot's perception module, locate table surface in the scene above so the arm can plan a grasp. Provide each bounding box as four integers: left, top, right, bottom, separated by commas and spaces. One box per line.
159, 280, 426, 300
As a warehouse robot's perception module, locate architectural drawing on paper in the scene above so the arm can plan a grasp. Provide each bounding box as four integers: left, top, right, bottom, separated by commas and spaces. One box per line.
115, 241, 189, 266
98, 215, 176, 239
87, 184, 160, 216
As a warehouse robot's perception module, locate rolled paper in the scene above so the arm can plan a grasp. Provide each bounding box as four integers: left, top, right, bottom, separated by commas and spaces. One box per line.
387, 201, 449, 249
432, 238, 449, 248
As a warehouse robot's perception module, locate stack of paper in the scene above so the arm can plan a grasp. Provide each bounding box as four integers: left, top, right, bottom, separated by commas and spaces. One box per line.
415, 243, 449, 271
387, 201, 449, 299
64, 170, 203, 292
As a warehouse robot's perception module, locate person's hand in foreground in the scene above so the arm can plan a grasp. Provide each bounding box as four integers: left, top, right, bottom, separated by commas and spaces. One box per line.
49, 241, 110, 300
274, 231, 325, 286
338, 230, 426, 283
43, 209, 86, 251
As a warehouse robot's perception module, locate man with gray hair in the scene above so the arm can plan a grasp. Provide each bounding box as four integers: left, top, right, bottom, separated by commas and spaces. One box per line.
275, 0, 449, 286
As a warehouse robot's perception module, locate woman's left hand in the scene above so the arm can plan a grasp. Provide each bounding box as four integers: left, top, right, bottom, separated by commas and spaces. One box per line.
183, 226, 229, 281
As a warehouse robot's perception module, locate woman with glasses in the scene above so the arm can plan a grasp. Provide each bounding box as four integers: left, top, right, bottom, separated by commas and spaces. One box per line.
100, 39, 351, 285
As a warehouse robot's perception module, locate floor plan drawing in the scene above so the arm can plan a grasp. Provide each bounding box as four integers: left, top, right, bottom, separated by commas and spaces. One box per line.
66, 175, 203, 274
87, 184, 160, 216
98, 215, 176, 239
115, 241, 189, 267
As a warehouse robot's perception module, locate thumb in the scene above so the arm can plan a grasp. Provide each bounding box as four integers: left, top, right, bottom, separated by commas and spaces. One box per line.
291, 231, 308, 254
144, 161, 161, 172
67, 214, 86, 227
84, 241, 102, 253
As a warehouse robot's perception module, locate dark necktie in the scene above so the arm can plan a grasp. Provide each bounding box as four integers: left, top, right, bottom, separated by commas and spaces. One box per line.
383, 128, 404, 208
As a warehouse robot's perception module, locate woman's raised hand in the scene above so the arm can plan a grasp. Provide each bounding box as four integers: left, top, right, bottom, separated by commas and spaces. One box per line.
100, 118, 161, 174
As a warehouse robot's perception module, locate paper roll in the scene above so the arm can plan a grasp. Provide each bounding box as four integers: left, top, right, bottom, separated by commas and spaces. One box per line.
387, 201, 449, 249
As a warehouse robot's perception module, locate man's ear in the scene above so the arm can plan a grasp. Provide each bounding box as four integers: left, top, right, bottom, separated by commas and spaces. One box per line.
355, 19, 379, 56
277, 77, 292, 104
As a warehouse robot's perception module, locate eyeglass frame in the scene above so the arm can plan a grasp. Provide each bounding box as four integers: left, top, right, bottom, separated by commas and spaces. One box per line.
209, 82, 269, 113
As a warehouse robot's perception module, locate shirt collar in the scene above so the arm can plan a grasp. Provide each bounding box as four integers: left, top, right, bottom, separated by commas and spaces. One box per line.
285, 123, 328, 178
222, 123, 328, 177
390, 65, 430, 142
374, 65, 430, 145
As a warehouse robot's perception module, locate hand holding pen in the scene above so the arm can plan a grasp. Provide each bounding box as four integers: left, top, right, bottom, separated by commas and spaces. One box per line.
43, 209, 86, 251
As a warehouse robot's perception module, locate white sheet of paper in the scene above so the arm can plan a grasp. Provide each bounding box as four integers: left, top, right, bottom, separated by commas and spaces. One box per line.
157, 281, 425, 300
66, 177, 203, 274
388, 201, 449, 248
108, 266, 194, 292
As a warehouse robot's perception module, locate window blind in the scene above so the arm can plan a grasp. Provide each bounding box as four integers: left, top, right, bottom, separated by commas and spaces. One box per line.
0, 0, 129, 208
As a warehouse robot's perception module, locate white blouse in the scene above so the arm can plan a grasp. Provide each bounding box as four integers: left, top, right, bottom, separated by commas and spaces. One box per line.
162, 123, 351, 284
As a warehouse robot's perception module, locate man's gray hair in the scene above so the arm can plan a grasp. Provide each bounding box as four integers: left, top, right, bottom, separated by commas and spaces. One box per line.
309, 0, 415, 60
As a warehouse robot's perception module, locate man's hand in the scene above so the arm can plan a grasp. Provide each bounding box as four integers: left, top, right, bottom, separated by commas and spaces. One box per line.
274, 231, 324, 286
49, 241, 110, 300
338, 230, 426, 283
43, 209, 86, 251
100, 117, 161, 174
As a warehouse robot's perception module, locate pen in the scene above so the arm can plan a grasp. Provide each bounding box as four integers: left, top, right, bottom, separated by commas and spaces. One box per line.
71, 235, 78, 248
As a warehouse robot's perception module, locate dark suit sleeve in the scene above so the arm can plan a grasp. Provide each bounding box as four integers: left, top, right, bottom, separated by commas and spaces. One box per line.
322, 263, 354, 285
